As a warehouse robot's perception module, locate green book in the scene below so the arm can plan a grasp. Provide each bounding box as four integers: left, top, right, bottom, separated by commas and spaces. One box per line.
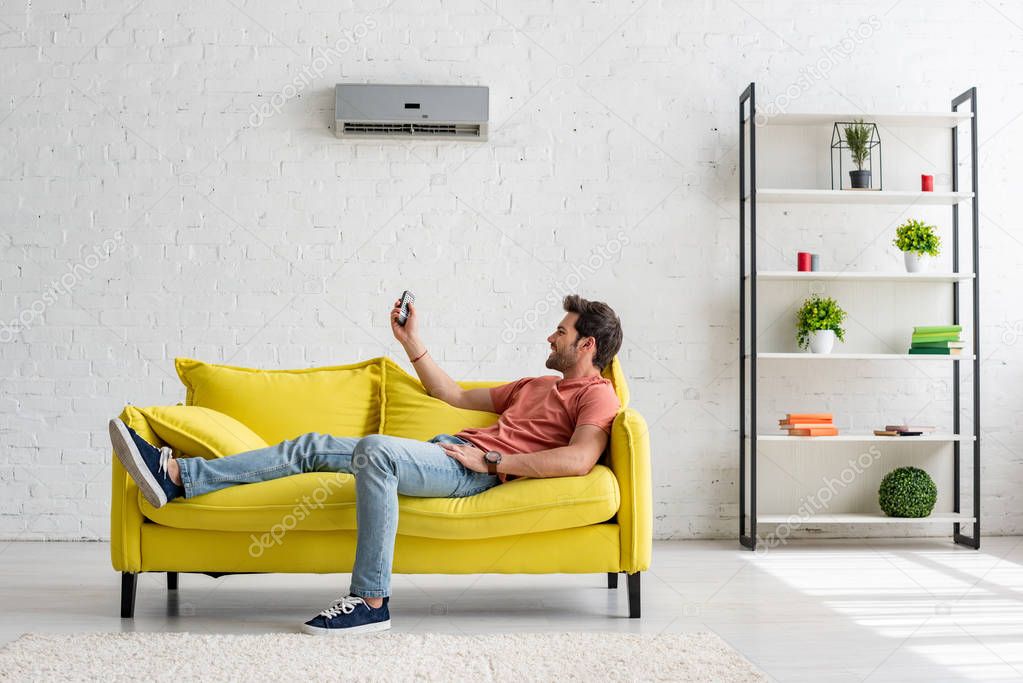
911, 333, 962, 343
911, 340, 965, 349
908, 347, 954, 355
913, 325, 962, 334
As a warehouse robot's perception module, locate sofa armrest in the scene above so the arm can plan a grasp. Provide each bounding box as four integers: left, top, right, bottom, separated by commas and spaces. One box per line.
609, 408, 652, 573
109, 405, 162, 573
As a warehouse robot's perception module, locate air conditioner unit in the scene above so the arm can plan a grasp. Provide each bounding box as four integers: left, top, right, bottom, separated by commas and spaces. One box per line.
334, 84, 488, 141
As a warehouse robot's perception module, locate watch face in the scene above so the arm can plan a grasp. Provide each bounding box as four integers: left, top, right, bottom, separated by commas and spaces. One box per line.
486, 451, 501, 463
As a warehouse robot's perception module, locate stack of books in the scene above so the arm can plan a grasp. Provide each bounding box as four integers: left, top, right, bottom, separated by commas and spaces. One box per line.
909, 325, 964, 355
874, 424, 936, 437
779, 413, 838, 436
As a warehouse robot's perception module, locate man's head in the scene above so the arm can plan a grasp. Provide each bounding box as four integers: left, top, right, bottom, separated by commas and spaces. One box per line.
545, 294, 623, 374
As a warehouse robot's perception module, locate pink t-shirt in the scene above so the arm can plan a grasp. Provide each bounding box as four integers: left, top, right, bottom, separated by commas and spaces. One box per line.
456, 375, 621, 480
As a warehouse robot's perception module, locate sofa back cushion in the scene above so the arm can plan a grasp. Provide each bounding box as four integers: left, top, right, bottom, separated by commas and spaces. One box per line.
381, 355, 629, 441
175, 357, 383, 444
601, 355, 629, 408
137, 405, 269, 459
381, 358, 500, 440
169, 355, 627, 446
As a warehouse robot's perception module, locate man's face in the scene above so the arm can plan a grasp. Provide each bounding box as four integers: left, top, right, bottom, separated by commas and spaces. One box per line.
545, 313, 582, 371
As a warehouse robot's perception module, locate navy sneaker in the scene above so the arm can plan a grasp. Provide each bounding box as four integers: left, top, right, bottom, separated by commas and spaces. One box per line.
301, 595, 391, 636
108, 418, 184, 508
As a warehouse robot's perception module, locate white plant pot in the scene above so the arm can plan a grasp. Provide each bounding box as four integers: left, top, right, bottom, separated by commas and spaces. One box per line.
808, 329, 836, 354
904, 251, 931, 273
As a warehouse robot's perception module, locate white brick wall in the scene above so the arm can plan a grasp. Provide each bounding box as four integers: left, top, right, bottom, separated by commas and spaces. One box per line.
1, 0, 1021, 540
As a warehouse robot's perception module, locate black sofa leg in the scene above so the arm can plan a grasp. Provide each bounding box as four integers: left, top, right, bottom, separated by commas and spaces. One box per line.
167, 572, 178, 590
121, 572, 137, 618
627, 572, 641, 618
607, 572, 619, 589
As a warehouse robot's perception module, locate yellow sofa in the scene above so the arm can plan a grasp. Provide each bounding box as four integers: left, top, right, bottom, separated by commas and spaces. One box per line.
110, 356, 652, 618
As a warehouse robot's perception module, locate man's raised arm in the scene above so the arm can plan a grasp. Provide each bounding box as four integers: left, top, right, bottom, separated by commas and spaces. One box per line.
390, 298, 494, 412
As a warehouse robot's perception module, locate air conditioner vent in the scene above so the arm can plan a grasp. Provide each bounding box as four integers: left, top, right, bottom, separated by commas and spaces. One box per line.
335, 84, 489, 141
342, 122, 483, 138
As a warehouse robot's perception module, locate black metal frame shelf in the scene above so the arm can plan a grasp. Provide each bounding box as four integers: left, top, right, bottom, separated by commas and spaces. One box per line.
738, 83, 981, 551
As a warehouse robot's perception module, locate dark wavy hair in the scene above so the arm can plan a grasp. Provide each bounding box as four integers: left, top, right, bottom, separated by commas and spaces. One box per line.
562, 294, 623, 370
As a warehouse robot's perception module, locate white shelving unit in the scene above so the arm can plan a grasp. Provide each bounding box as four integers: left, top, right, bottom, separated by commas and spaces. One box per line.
738, 83, 981, 547
758, 513, 976, 525
758, 112, 973, 128
753, 434, 975, 443
753, 188, 972, 205
754, 352, 973, 361
754, 271, 974, 283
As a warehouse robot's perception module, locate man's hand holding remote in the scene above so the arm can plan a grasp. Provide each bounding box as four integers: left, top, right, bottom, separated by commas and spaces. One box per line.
390, 297, 424, 360
389, 297, 495, 414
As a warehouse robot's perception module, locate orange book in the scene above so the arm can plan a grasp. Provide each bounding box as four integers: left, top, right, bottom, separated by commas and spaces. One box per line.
785, 413, 833, 421
788, 427, 839, 436
779, 421, 833, 428
783, 422, 837, 430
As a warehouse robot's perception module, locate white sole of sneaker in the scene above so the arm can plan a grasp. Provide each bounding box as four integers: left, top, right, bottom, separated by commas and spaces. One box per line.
108, 418, 168, 509
300, 619, 392, 636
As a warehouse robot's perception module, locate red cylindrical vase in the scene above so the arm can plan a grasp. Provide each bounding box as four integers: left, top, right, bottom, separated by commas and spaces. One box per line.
921, 174, 934, 192
797, 252, 812, 271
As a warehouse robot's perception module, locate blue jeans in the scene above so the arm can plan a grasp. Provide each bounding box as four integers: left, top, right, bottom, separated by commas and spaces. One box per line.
176, 433, 501, 598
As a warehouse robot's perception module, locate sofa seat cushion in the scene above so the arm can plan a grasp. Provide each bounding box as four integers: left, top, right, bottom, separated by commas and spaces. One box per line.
141, 465, 620, 540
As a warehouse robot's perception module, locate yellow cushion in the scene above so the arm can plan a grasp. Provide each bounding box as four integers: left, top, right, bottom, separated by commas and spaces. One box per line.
135, 406, 269, 459
175, 357, 383, 444
141, 465, 620, 540
380, 358, 500, 440
601, 355, 629, 408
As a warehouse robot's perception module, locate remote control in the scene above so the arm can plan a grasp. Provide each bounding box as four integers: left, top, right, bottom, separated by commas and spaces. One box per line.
397, 290, 415, 326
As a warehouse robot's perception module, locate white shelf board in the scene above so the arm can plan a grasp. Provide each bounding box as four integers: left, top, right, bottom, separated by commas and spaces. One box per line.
751, 189, 973, 205
758, 512, 975, 525
752, 352, 972, 360
751, 271, 975, 283
756, 111, 973, 128
754, 433, 974, 443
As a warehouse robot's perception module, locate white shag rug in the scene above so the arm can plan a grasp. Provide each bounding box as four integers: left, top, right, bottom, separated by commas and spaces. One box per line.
0, 631, 764, 682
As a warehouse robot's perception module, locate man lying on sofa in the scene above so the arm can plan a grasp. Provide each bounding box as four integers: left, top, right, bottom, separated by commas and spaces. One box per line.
108, 294, 623, 635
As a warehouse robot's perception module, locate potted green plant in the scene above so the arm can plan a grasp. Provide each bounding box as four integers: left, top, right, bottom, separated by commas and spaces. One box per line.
844, 120, 872, 188
893, 218, 941, 273
796, 294, 847, 354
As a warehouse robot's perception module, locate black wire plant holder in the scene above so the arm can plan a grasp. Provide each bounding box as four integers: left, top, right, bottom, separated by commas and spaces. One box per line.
831, 121, 882, 190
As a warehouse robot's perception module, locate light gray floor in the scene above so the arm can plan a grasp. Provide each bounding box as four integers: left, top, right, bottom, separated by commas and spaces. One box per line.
1, 537, 1022, 681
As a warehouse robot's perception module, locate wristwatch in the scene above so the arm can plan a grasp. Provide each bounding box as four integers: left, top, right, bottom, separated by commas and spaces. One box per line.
484, 450, 503, 476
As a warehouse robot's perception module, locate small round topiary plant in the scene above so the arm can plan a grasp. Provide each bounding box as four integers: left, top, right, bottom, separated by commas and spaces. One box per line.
878, 466, 937, 518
